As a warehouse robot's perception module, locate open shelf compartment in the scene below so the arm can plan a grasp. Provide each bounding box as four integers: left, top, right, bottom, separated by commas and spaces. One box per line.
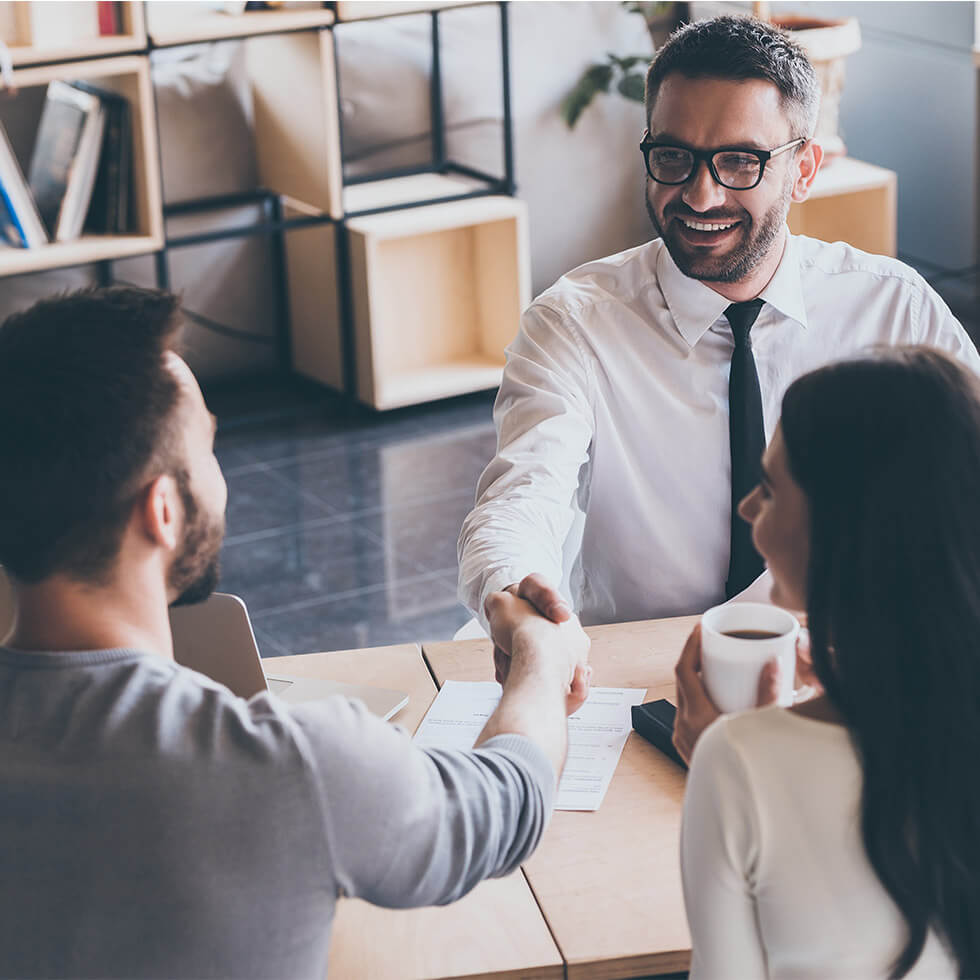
0, 54, 163, 277
2, 1, 146, 67
345, 195, 529, 410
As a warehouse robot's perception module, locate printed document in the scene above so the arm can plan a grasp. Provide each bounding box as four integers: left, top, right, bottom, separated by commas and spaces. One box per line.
414, 681, 646, 811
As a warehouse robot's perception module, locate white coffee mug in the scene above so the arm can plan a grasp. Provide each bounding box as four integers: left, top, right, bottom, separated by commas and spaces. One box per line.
700, 602, 800, 714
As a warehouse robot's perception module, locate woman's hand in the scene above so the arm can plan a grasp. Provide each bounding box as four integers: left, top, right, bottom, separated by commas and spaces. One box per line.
672, 623, 782, 764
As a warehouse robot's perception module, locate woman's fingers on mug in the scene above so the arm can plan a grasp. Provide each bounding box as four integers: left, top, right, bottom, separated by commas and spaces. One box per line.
673, 625, 724, 763
675, 624, 702, 677
794, 627, 823, 693
755, 658, 781, 706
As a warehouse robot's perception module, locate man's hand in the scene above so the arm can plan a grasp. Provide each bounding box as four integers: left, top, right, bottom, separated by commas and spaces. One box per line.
490, 574, 573, 692
504, 573, 571, 623
485, 588, 591, 716
672, 623, 780, 764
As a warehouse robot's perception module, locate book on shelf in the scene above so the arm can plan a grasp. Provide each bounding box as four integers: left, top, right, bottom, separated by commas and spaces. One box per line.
76, 83, 132, 235
28, 81, 107, 242
0, 121, 48, 249
98, 1, 123, 36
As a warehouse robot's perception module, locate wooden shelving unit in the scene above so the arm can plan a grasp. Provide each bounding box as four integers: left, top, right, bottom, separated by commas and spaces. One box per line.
343, 171, 490, 216
0, 0, 522, 410
333, 1, 477, 22
145, 5, 333, 48
2, 2, 146, 66
0, 51, 163, 277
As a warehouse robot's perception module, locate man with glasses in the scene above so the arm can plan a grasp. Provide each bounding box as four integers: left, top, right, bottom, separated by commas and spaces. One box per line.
459, 15, 980, 634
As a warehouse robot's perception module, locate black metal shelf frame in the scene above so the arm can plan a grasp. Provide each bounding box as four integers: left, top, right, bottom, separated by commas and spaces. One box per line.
128, 0, 517, 403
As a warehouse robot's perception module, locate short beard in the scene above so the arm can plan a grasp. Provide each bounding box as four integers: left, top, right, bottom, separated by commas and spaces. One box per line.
168, 470, 224, 608
646, 175, 792, 284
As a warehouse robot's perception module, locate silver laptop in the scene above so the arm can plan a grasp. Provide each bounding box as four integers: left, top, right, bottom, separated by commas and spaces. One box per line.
169, 593, 408, 720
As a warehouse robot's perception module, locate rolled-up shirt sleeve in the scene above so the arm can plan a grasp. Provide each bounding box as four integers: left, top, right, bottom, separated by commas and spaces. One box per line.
290, 696, 556, 908
458, 302, 595, 625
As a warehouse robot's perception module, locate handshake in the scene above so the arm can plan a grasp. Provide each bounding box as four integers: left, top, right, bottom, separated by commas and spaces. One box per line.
484, 573, 592, 719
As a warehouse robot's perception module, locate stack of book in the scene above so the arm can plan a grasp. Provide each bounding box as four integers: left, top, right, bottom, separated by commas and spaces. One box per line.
0, 80, 131, 249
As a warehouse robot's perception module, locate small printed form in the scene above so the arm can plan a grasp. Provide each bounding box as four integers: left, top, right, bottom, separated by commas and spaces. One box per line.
414, 681, 646, 811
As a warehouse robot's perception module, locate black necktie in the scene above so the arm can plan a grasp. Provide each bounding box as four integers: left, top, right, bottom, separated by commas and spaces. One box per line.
725, 299, 766, 598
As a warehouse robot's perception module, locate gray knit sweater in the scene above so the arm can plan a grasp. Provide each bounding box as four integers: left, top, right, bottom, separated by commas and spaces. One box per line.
0, 646, 555, 979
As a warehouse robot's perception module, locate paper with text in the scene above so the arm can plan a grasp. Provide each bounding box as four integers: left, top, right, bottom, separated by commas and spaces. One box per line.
414, 681, 646, 811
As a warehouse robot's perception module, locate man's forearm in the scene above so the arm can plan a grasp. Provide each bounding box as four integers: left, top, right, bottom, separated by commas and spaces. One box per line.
475, 659, 569, 782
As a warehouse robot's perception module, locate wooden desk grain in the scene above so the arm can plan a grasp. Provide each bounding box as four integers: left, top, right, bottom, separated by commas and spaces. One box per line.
424, 615, 700, 980
266, 644, 564, 980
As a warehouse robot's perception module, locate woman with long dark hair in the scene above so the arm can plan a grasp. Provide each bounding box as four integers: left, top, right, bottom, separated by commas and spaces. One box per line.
679, 346, 980, 979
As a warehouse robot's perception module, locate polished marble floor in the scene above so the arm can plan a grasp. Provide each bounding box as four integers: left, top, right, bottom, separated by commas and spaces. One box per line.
211, 383, 496, 658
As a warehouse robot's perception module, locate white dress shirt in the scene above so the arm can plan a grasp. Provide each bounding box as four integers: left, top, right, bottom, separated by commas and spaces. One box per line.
458, 232, 980, 625
681, 708, 956, 978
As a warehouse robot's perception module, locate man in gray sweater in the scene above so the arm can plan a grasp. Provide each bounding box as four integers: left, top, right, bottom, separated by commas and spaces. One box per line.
0, 287, 590, 980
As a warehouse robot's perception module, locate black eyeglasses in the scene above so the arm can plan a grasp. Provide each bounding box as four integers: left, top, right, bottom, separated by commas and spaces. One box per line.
640, 131, 807, 190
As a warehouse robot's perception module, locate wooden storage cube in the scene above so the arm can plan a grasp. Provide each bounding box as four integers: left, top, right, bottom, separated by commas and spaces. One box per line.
788, 156, 897, 257
0, 55, 163, 277
245, 31, 343, 220
0, 1, 146, 66
347, 196, 530, 410
146, 3, 332, 47
344, 171, 494, 217
283, 204, 344, 391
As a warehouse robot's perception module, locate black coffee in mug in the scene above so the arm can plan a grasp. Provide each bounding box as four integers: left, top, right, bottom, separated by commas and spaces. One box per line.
721, 629, 784, 640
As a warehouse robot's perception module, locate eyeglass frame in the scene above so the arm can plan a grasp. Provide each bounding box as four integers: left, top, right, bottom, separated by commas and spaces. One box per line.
639, 131, 808, 190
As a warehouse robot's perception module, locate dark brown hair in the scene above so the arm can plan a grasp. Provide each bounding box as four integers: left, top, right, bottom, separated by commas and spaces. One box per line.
781, 346, 980, 979
0, 286, 185, 583
645, 16, 820, 139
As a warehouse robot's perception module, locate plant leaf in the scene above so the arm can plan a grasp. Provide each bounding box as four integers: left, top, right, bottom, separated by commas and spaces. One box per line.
583, 62, 614, 92
561, 62, 615, 128
617, 72, 647, 102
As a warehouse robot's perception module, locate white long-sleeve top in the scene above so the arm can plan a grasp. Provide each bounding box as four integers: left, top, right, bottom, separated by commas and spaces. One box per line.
681, 707, 956, 979
458, 233, 980, 626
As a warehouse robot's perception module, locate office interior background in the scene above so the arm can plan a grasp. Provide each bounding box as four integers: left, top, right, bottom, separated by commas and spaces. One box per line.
0, 0, 975, 655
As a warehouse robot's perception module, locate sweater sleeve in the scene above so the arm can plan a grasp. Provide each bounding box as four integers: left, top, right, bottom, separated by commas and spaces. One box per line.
680, 717, 768, 979
289, 696, 556, 908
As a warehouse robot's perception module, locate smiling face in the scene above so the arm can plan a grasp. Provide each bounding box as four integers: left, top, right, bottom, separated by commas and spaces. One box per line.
738, 425, 810, 611
645, 74, 812, 291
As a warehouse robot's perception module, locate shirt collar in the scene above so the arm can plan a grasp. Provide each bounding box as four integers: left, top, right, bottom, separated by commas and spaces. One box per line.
658, 229, 809, 348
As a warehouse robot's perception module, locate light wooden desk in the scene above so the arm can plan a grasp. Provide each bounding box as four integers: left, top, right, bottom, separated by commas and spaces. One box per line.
268, 644, 564, 980
424, 615, 700, 980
